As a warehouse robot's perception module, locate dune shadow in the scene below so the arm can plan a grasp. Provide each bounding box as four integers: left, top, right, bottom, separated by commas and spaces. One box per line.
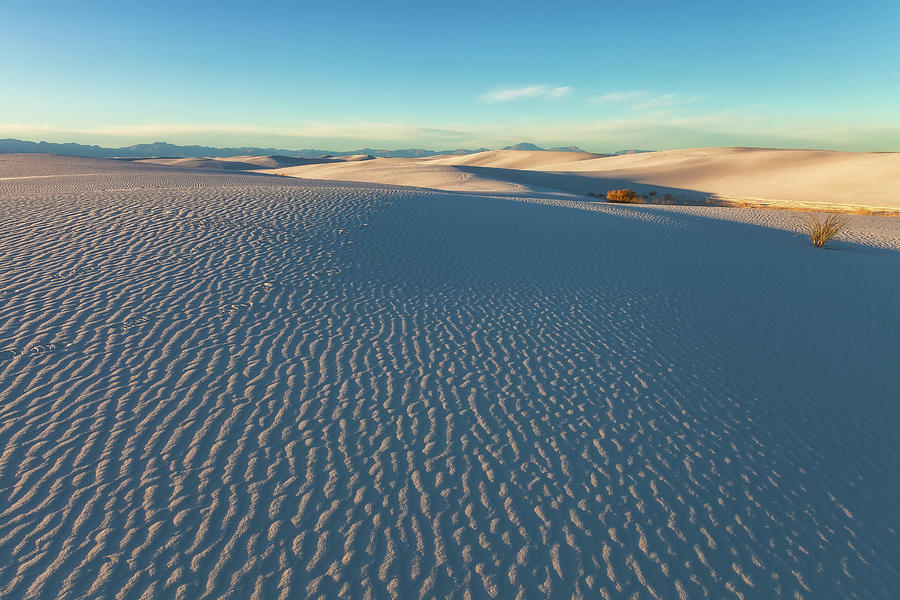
453, 165, 900, 217
453, 165, 720, 205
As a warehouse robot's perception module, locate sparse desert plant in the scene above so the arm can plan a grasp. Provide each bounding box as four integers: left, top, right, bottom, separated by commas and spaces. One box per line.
805, 212, 850, 248
649, 190, 657, 197
605, 188, 642, 204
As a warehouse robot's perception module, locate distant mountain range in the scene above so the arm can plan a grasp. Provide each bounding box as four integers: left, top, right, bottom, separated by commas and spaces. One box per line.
0, 138, 480, 159
502, 142, 588, 152
0, 138, 651, 159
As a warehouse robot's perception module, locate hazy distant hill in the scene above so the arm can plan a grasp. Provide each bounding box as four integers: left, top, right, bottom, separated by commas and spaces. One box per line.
0, 138, 494, 159
503, 143, 545, 151
0, 138, 634, 159
502, 142, 589, 152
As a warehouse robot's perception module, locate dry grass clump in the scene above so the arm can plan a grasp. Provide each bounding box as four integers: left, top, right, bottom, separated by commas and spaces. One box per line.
805, 212, 850, 247
606, 189, 642, 204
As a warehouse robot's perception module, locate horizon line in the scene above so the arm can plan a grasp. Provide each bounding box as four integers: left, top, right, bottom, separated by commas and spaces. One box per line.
3, 136, 898, 156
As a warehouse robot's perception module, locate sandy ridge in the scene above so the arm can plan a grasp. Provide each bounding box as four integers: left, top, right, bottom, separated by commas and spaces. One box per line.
264, 147, 900, 212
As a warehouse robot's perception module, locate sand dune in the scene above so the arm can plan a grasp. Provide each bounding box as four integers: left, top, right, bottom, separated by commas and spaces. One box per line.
556, 147, 900, 209
128, 154, 375, 171
270, 158, 553, 194
106, 147, 900, 213
1, 155, 899, 599
432, 149, 607, 169
269, 147, 900, 212
210, 155, 336, 168
130, 155, 331, 171
132, 156, 274, 171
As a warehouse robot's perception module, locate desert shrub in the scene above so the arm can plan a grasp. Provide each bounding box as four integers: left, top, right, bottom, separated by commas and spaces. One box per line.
805, 212, 850, 248
606, 188, 642, 204
649, 190, 657, 197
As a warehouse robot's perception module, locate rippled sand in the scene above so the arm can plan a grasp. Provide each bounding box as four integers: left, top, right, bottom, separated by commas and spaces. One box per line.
1, 155, 899, 599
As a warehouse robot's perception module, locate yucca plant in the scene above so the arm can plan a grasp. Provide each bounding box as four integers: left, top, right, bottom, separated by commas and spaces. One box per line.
805, 212, 850, 248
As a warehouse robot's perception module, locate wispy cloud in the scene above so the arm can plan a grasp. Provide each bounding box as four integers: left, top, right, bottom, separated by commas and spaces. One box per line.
590, 91, 700, 112
481, 85, 573, 103
592, 90, 646, 102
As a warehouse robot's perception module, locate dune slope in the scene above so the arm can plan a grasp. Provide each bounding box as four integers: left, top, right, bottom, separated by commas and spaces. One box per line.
273, 148, 900, 211
558, 147, 900, 209
270, 158, 550, 194
1, 155, 899, 599
129, 155, 341, 171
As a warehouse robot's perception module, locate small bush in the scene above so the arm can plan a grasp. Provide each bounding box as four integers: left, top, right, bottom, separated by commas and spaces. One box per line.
606, 188, 642, 204
805, 212, 850, 248
648, 190, 657, 197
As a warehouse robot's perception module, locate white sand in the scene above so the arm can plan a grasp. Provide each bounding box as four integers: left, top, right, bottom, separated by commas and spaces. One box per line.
270, 147, 900, 212
128, 154, 375, 172
270, 157, 553, 194
1, 154, 899, 599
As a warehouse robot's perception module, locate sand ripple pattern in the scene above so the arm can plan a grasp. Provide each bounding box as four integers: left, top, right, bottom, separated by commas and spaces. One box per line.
1, 159, 899, 599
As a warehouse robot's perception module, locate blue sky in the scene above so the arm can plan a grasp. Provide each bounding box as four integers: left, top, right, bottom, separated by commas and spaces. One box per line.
2, 0, 898, 151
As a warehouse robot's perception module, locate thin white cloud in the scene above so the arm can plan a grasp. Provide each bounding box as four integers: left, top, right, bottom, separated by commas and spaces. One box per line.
548, 86, 574, 98
592, 90, 646, 102
481, 85, 573, 103
590, 91, 700, 112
